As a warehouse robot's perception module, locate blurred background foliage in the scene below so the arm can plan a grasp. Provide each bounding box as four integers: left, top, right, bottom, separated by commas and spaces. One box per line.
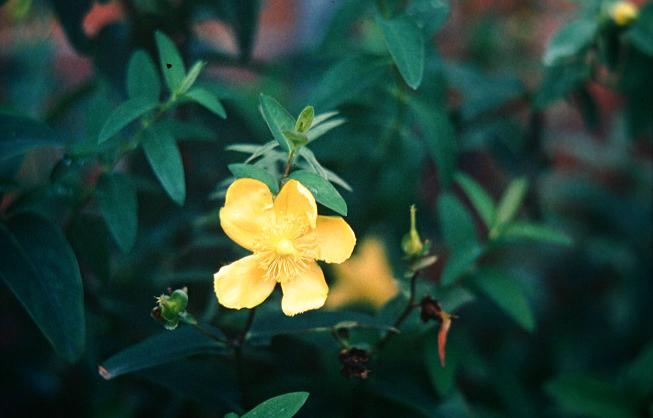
1, 0, 652, 417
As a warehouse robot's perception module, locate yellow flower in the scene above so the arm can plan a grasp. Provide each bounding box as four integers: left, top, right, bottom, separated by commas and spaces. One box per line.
610, 1, 638, 26
214, 178, 356, 316
326, 237, 398, 310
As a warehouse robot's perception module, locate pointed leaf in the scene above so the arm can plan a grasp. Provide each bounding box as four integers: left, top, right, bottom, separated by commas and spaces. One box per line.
1, 112, 63, 162
259, 94, 295, 152
440, 243, 482, 286
142, 126, 186, 205
380, 15, 425, 89
185, 87, 227, 119
471, 269, 534, 331
98, 97, 158, 143
438, 192, 477, 251
543, 18, 598, 65
288, 170, 347, 215
454, 172, 496, 227
155, 30, 186, 92
493, 177, 528, 230
0, 212, 85, 361
241, 392, 309, 418
502, 222, 573, 246
98, 326, 226, 380
127, 49, 161, 102
96, 172, 138, 252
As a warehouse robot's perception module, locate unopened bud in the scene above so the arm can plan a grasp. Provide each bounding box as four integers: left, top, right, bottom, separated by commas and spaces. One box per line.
295, 105, 315, 133
402, 205, 424, 258
610, 1, 638, 26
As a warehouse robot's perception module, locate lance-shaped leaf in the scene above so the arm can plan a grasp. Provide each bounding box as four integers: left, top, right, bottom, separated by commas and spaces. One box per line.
241, 392, 309, 418
259, 94, 295, 152
0, 212, 85, 361
471, 269, 534, 332
98, 326, 227, 380
627, 4, 653, 56
454, 172, 496, 228
438, 192, 477, 251
288, 170, 347, 216
545, 376, 638, 418
228, 163, 279, 194
543, 18, 598, 65
142, 126, 186, 205
97, 97, 158, 143
380, 15, 425, 89
96, 172, 138, 252
492, 177, 528, 234
155, 30, 186, 92
186, 87, 226, 118
1, 112, 63, 162
127, 49, 161, 102
502, 222, 573, 246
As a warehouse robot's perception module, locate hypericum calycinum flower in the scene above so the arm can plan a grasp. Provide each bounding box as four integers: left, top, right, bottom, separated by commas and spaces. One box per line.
214, 178, 356, 316
610, 1, 638, 26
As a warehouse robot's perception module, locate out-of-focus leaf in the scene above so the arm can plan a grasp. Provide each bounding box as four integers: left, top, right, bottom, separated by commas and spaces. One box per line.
287, 170, 347, 215
98, 326, 227, 380
455, 172, 495, 227
409, 97, 456, 186
625, 340, 653, 392
424, 333, 457, 395
178, 61, 205, 96
241, 392, 309, 418
535, 60, 590, 108
471, 269, 534, 332
228, 163, 279, 194
127, 50, 161, 102
67, 215, 111, 282
310, 56, 386, 110
158, 120, 215, 141
543, 18, 598, 65
0, 212, 85, 362
0, 112, 62, 162
502, 222, 573, 246
407, 0, 450, 34
493, 177, 528, 230
259, 94, 295, 152
438, 192, 477, 250
97, 97, 158, 143
380, 15, 425, 89
545, 376, 638, 418
627, 4, 653, 56
142, 126, 186, 205
155, 31, 186, 92
440, 244, 482, 286
310, 111, 339, 127
186, 87, 227, 119
96, 172, 138, 252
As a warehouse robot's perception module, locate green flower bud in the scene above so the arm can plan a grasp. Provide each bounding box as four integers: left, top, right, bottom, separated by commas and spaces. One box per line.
154, 288, 189, 330
401, 205, 424, 258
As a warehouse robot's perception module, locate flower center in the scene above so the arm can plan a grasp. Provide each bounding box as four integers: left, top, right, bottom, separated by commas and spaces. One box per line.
275, 239, 296, 256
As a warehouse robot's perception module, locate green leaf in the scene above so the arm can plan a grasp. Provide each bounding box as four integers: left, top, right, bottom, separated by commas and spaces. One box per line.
407, 0, 450, 35
127, 49, 161, 102
98, 326, 226, 380
626, 4, 653, 56
307, 118, 346, 142
178, 61, 206, 95
241, 392, 309, 418
502, 222, 573, 246
545, 376, 638, 418
471, 269, 534, 331
492, 177, 528, 232
186, 87, 227, 119
228, 163, 279, 194
259, 94, 295, 152
155, 30, 186, 92
295, 105, 314, 133
288, 170, 347, 215
0, 112, 63, 162
0, 212, 85, 361
543, 18, 598, 65
625, 340, 653, 392
409, 98, 456, 186
142, 126, 186, 205
97, 96, 158, 143
380, 15, 425, 89
424, 334, 457, 396
534, 60, 590, 109
96, 172, 138, 252
440, 243, 482, 286
438, 192, 477, 251
454, 172, 496, 227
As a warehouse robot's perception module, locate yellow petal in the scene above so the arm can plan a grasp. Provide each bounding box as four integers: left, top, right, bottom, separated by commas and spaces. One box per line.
220, 178, 274, 251
214, 255, 276, 310
315, 215, 356, 263
274, 180, 317, 232
280, 262, 328, 316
